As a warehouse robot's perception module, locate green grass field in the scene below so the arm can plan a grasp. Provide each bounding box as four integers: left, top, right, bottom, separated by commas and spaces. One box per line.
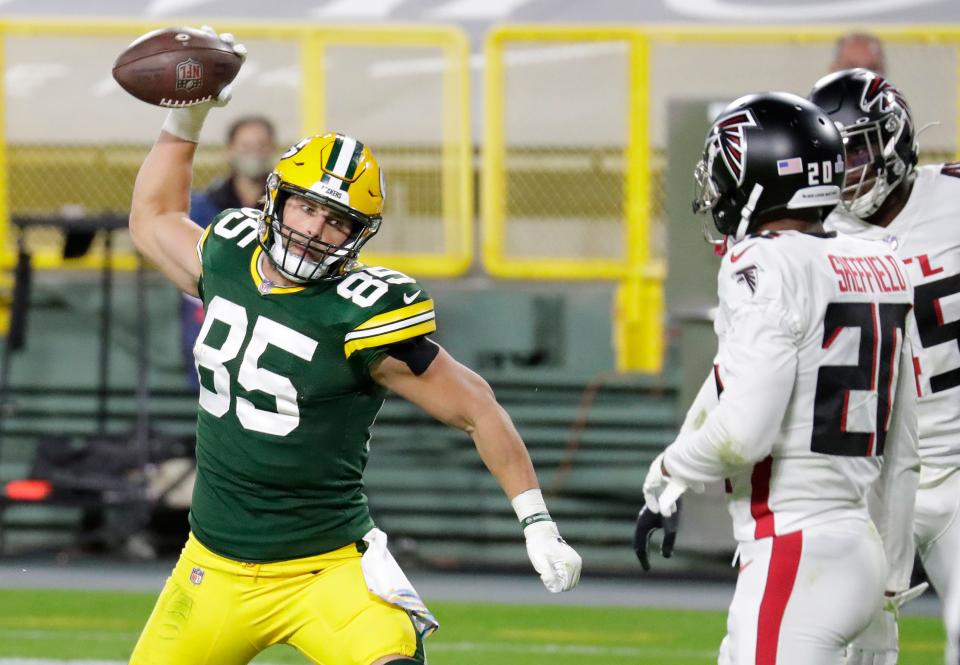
0, 589, 945, 664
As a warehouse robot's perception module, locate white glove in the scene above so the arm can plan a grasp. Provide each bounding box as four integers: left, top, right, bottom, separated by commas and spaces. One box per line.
643, 452, 703, 517
161, 26, 247, 142
511, 488, 582, 593
523, 520, 582, 593
844, 583, 928, 665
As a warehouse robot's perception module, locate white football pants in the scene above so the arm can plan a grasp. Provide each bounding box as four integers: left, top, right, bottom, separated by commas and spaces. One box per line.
945, 573, 960, 665
915, 466, 960, 621
718, 518, 885, 665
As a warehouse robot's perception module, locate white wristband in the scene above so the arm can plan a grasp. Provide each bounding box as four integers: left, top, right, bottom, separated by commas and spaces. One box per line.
161, 105, 213, 143
511, 488, 552, 529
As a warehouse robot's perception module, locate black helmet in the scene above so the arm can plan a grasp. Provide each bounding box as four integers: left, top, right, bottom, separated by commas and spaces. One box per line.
808, 68, 918, 219
693, 92, 845, 240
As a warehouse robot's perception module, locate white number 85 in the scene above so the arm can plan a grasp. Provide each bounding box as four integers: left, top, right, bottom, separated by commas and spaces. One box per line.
194, 296, 318, 436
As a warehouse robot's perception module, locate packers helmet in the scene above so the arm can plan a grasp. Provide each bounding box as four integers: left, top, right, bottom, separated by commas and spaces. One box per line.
258, 133, 384, 282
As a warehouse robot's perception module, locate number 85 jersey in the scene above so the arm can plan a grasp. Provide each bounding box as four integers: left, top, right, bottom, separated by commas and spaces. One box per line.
664, 231, 917, 559
189, 208, 437, 563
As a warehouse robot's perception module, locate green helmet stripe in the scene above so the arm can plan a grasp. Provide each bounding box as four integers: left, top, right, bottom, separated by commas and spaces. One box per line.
324, 135, 344, 173
343, 140, 365, 182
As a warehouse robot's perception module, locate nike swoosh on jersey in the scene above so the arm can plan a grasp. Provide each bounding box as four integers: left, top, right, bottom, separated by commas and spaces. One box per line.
403, 290, 422, 305
738, 559, 753, 573
729, 245, 755, 263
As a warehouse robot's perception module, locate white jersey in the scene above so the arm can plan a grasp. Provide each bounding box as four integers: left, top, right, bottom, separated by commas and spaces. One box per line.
827, 164, 960, 468
664, 230, 919, 590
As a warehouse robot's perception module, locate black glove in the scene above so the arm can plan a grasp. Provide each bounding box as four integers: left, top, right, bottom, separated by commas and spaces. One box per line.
632, 498, 681, 571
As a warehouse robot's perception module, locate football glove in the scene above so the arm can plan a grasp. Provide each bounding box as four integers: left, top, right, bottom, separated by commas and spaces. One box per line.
844, 583, 928, 665
161, 27, 246, 143
633, 499, 681, 571
642, 452, 702, 517
511, 488, 582, 593
523, 519, 582, 593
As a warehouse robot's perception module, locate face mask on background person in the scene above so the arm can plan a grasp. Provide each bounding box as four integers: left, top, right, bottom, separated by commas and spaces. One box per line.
231, 153, 275, 181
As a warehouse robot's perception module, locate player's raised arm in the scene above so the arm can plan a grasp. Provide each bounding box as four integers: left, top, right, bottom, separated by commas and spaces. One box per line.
125, 27, 246, 296
371, 347, 583, 593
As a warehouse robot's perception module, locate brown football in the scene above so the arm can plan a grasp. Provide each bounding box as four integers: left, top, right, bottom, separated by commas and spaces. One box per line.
112, 27, 242, 107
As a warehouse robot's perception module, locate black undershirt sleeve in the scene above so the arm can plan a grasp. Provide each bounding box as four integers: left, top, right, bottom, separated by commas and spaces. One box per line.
384, 337, 440, 376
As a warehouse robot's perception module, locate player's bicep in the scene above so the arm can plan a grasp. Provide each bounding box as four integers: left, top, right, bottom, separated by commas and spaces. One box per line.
371, 346, 494, 431
135, 212, 204, 295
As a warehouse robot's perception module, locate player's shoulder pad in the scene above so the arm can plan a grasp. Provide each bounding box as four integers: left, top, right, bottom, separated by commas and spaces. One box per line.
718, 232, 791, 304
341, 265, 436, 359
200, 207, 263, 257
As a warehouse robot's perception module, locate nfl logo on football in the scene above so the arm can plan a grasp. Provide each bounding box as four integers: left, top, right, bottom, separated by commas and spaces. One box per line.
176, 59, 203, 91
189, 566, 205, 585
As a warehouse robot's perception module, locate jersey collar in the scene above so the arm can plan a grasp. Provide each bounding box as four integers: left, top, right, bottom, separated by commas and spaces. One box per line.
250, 246, 306, 295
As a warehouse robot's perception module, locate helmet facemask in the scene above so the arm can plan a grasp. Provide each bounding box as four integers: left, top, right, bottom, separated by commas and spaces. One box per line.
840, 112, 908, 219
692, 143, 727, 248
258, 175, 381, 283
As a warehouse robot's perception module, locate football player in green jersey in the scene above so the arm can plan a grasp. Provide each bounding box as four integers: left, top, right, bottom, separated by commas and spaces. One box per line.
126, 29, 581, 665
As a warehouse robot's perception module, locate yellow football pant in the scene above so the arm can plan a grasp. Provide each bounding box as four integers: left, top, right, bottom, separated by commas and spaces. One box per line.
129, 532, 421, 665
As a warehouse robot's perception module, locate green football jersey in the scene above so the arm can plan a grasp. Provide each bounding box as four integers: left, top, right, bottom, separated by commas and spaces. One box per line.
189, 207, 436, 562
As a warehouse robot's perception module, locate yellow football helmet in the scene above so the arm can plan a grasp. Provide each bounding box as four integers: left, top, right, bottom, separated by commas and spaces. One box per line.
258, 133, 384, 282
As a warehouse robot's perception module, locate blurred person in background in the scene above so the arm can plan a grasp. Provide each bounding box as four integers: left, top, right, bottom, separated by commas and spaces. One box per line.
638, 92, 919, 664
180, 115, 277, 390
830, 32, 887, 75
126, 28, 581, 665
812, 67, 960, 665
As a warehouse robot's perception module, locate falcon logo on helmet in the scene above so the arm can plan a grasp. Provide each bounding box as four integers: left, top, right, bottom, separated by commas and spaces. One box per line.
712, 110, 757, 186
860, 76, 909, 118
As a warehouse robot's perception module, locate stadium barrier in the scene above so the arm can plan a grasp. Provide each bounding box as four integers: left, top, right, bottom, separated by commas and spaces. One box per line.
0, 19, 473, 278
482, 24, 960, 374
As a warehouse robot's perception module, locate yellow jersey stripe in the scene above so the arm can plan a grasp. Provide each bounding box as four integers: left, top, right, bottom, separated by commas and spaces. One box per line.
344, 320, 437, 358
196, 224, 214, 268
345, 310, 435, 342
354, 299, 434, 331
249, 245, 306, 295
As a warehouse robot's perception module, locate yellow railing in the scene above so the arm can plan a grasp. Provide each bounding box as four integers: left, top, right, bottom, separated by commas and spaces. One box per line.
0, 20, 473, 277
481, 24, 960, 372
4, 22, 960, 370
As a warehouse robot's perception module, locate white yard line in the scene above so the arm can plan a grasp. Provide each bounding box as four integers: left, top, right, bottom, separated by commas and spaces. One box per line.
0, 637, 719, 663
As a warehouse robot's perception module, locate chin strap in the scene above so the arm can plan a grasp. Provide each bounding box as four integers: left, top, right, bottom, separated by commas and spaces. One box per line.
734, 183, 764, 241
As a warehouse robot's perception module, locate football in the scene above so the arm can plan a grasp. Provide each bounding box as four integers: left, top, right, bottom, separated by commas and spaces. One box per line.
112, 27, 242, 107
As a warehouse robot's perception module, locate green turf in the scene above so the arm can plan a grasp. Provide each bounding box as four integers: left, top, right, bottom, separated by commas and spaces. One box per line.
0, 589, 945, 664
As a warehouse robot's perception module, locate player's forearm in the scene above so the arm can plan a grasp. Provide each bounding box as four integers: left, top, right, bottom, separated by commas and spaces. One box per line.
129, 133, 196, 248
666, 344, 795, 484
679, 369, 720, 436
664, 417, 745, 484
468, 403, 539, 500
